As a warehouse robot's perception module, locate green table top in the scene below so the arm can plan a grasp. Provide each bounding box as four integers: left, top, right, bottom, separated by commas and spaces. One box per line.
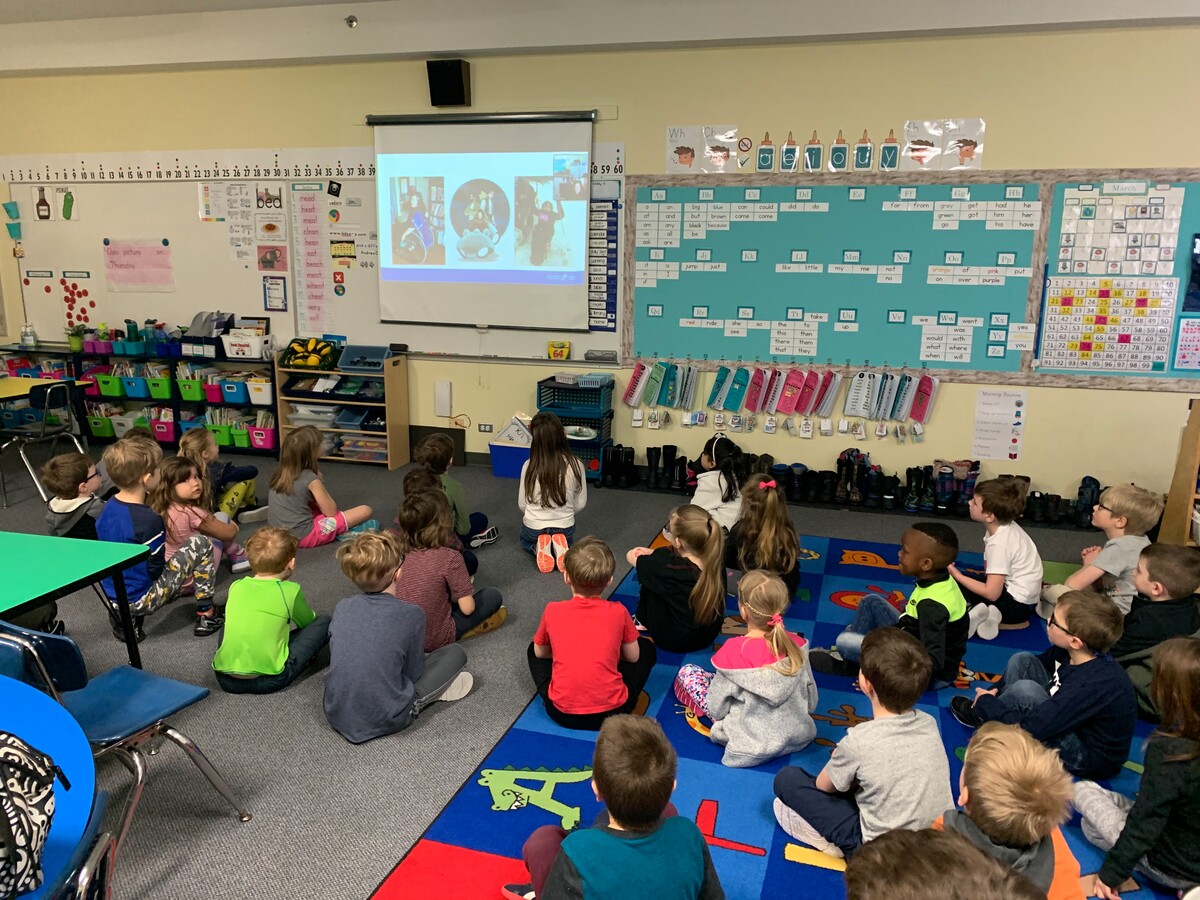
0, 531, 148, 613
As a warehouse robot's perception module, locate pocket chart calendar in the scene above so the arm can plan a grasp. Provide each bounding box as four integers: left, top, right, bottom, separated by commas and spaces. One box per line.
629, 180, 1041, 373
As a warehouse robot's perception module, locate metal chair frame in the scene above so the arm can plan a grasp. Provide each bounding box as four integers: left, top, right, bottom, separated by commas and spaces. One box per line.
0, 381, 86, 507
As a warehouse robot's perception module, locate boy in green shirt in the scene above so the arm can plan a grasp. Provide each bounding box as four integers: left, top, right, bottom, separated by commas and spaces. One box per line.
213, 526, 330, 694
414, 432, 498, 548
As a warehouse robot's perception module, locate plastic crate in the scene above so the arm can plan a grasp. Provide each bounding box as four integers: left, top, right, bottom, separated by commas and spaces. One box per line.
489, 442, 531, 479
96, 375, 125, 397
93, 340, 114, 355
121, 376, 150, 399
112, 412, 149, 438
205, 423, 233, 446
341, 436, 387, 453
179, 418, 207, 434
576, 373, 616, 389
536, 377, 614, 417
177, 379, 205, 401
0, 409, 23, 429
249, 426, 277, 450
221, 334, 271, 360
335, 344, 390, 373
221, 380, 250, 404
232, 427, 251, 449
575, 441, 610, 482
287, 404, 338, 426
341, 449, 388, 462
333, 407, 369, 429
203, 384, 223, 403
147, 377, 172, 400
247, 381, 274, 406
151, 420, 176, 443
125, 341, 147, 357
81, 366, 111, 397
559, 410, 614, 444
87, 416, 116, 438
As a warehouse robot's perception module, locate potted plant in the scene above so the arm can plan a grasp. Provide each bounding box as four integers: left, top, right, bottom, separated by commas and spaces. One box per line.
65, 323, 87, 351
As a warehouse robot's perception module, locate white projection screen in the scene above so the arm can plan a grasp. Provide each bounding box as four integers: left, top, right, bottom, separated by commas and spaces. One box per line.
372, 112, 595, 331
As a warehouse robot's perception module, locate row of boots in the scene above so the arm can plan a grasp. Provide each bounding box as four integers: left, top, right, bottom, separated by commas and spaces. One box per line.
601, 444, 688, 490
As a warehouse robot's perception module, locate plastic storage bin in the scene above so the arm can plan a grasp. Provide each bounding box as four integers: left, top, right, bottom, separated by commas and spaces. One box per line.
220, 334, 271, 360
151, 420, 176, 443
147, 377, 172, 400
536, 377, 614, 418
121, 376, 150, 399
203, 384, 223, 403
286, 404, 337, 426
247, 381, 274, 406
112, 412, 149, 438
559, 410, 615, 445
179, 418, 207, 434
87, 416, 116, 438
232, 426, 251, 449
205, 423, 233, 446
0, 409, 23, 429
96, 375, 125, 398
333, 407, 369, 430
336, 345, 390, 373
221, 380, 250, 404
177, 379, 205, 401
249, 426, 277, 450
489, 442, 532, 479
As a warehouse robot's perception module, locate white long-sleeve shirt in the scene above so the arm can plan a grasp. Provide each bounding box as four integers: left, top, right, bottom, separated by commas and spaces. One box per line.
691, 469, 742, 531
518, 460, 587, 530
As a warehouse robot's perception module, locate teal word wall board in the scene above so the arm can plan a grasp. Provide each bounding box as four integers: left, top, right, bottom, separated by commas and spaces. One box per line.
631, 182, 1041, 372
1038, 179, 1200, 377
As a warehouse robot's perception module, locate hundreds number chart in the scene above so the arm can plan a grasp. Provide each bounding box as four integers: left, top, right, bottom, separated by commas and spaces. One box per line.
630, 180, 1041, 373
1039, 179, 1200, 376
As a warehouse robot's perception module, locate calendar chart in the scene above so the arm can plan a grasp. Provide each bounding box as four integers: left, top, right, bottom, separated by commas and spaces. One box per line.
630, 181, 1042, 373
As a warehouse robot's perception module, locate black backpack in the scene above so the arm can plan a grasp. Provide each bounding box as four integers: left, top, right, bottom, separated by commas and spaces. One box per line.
0, 732, 67, 899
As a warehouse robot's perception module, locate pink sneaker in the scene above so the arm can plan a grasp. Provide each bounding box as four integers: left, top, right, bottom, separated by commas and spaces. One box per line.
228, 543, 251, 573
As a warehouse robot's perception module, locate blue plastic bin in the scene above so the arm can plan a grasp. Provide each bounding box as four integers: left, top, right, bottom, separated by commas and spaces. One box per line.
488, 442, 531, 478
122, 377, 150, 398
221, 381, 250, 404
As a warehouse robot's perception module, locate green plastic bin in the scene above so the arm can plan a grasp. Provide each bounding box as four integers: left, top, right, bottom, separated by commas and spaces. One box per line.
205, 423, 233, 447
96, 375, 125, 398
177, 380, 204, 401
87, 416, 116, 438
147, 377, 173, 400
231, 427, 251, 449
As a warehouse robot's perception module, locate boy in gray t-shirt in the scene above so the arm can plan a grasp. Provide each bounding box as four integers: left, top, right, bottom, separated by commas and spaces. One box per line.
1040, 484, 1163, 616
772, 628, 953, 858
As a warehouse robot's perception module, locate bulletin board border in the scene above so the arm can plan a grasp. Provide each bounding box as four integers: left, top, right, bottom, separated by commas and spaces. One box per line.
623, 168, 1200, 393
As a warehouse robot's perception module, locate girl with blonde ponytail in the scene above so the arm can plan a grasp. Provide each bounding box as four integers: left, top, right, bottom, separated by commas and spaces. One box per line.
626, 504, 727, 653
675, 570, 818, 767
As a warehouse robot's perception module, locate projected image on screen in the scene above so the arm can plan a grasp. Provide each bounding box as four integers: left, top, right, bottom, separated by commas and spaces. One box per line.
389, 177, 445, 266
553, 154, 589, 201
450, 180, 510, 262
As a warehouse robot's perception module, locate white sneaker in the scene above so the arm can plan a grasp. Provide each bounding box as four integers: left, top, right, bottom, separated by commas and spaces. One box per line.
468, 526, 499, 549
238, 505, 269, 523
772, 798, 844, 858
438, 671, 474, 703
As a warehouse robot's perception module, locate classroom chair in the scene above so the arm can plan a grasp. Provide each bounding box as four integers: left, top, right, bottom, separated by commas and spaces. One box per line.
28, 792, 115, 900
0, 381, 86, 507
0, 621, 252, 852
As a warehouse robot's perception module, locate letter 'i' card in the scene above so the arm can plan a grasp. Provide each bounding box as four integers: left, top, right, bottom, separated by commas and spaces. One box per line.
776, 368, 806, 415
707, 365, 732, 410
722, 367, 751, 411
743, 367, 767, 412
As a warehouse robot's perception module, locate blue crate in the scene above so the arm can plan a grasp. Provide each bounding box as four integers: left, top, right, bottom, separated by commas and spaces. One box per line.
333, 406, 369, 429
221, 380, 250, 404
489, 442, 531, 479
575, 439, 611, 482
576, 373, 615, 389
536, 377, 614, 418
121, 376, 150, 398
337, 344, 390, 373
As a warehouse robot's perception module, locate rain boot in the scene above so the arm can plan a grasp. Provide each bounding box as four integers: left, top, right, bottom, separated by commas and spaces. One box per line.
673, 456, 689, 492
849, 462, 865, 506
903, 468, 920, 513
617, 446, 634, 488
660, 445, 678, 492
919, 465, 936, 513
835, 457, 850, 504
646, 446, 662, 490
602, 444, 620, 488
934, 465, 955, 515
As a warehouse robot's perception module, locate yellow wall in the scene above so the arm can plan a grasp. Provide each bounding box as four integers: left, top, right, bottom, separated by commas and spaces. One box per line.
2, 27, 1197, 495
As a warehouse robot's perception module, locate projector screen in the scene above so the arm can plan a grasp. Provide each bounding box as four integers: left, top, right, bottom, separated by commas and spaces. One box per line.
374, 116, 594, 330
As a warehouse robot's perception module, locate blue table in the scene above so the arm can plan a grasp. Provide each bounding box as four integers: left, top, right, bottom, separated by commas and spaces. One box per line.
0, 675, 96, 896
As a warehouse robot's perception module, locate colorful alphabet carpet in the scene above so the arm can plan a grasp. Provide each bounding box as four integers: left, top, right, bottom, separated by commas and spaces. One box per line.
372, 534, 1169, 900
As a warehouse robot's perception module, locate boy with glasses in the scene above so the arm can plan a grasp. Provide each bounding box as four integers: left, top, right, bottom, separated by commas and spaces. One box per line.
41, 451, 105, 540
952, 589, 1136, 779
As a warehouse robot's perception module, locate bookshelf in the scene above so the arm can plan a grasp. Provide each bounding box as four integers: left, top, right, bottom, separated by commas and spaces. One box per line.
1161, 400, 1200, 546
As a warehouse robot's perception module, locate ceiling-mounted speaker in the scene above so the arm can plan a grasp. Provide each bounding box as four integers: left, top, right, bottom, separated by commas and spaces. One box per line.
426, 59, 471, 108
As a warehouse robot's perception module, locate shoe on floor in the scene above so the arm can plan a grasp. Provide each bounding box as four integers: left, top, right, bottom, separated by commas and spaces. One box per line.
501, 884, 537, 900
772, 799, 844, 858
536, 534, 555, 573
437, 671, 474, 703
336, 519, 380, 541
462, 606, 508, 640
808, 648, 859, 677
238, 504, 270, 524
950, 695, 985, 729
468, 525, 499, 549
49, 619, 67, 636
111, 622, 146, 643
228, 544, 252, 574
550, 533, 569, 572
193, 612, 225, 637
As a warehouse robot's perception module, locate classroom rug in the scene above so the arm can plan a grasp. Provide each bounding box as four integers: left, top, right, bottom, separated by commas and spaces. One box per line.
372, 533, 1170, 900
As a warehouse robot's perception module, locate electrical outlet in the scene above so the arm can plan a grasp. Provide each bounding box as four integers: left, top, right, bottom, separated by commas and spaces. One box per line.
478, 423, 493, 433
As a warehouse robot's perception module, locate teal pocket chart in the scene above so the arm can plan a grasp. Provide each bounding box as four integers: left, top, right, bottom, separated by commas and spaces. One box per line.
628, 176, 1043, 374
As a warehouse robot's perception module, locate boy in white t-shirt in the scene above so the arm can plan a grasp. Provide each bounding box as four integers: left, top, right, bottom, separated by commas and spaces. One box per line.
950, 479, 1043, 641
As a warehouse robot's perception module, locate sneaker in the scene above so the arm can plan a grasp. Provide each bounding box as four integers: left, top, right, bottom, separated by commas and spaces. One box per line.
501, 884, 536, 900
550, 533, 569, 572
468, 525, 499, 549
193, 611, 225, 637
950, 695, 985, 729
238, 504, 270, 524
462, 606, 507, 640
437, 671, 474, 703
49, 619, 66, 636
109, 611, 146, 643
536, 533, 555, 573
808, 648, 859, 677
227, 545, 252, 574
336, 519, 380, 541
772, 799, 844, 858
632, 615, 648, 633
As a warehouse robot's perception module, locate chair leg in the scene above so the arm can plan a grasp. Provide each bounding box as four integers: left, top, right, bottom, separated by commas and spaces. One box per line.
107, 746, 148, 853
17, 441, 50, 502
161, 725, 253, 822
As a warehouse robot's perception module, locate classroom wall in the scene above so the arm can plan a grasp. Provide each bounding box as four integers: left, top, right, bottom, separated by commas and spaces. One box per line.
2, 26, 1197, 496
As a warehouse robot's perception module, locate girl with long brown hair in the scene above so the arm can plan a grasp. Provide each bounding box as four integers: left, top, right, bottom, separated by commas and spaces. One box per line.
151, 455, 248, 573
726, 472, 801, 596
267, 425, 375, 548
519, 412, 587, 573
626, 504, 727, 653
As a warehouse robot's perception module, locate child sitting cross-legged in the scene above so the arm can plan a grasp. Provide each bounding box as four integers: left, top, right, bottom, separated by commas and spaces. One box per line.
724, 473, 801, 597
211, 527, 330, 694
502, 715, 725, 900
810, 522, 968, 691
933, 722, 1084, 900
527, 536, 657, 730
95, 438, 221, 639
413, 432, 497, 548
323, 531, 473, 744
951, 588, 1136, 780
394, 466, 478, 577
1112, 542, 1200, 720
773, 627, 954, 859
151, 456, 251, 574
41, 451, 105, 540
675, 570, 817, 767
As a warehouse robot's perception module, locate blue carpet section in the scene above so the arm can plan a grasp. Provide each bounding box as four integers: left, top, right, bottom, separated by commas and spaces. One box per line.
403, 534, 1171, 899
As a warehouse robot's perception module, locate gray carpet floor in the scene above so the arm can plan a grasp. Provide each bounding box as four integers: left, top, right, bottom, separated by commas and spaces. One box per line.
0, 448, 1091, 899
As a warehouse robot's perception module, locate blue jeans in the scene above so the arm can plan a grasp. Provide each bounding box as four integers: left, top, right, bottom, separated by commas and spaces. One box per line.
519, 525, 575, 555
978, 651, 1087, 772
215, 615, 331, 694
451, 586, 504, 637
773, 766, 863, 857
456, 512, 489, 542
835, 594, 900, 662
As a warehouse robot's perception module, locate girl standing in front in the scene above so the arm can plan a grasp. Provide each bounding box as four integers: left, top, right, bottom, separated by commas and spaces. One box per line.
675, 570, 818, 767
689, 433, 745, 531
627, 504, 727, 653
268, 425, 375, 549
519, 412, 587, 573
1074, 636, 1200, 897
726, 473, 802, 596
151, 456, 250, 573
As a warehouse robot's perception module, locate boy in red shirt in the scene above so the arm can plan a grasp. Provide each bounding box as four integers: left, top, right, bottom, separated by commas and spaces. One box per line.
527, 536, 657, 730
